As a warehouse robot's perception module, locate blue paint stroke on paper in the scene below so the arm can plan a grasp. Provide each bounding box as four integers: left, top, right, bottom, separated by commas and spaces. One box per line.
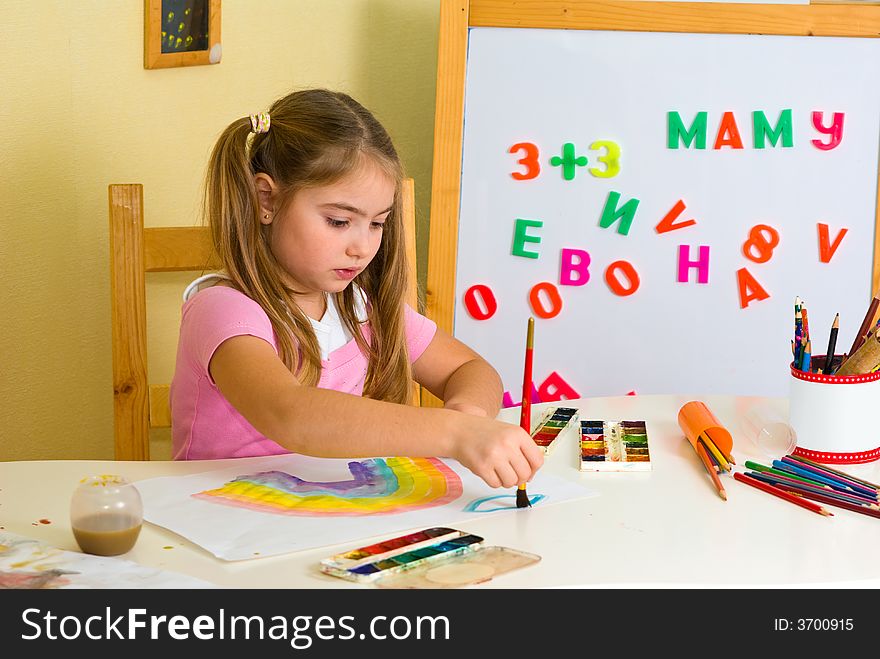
463, 493, 545, 512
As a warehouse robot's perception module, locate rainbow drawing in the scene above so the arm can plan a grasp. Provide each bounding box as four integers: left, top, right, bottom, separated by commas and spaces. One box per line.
193, 457, 463, 516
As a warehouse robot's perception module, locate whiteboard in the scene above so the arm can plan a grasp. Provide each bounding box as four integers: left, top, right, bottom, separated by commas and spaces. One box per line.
452, 27, 880, 399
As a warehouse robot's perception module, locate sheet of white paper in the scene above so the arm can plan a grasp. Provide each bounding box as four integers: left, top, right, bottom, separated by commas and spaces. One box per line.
137, 454, 596, 561
0, 531, 217, 589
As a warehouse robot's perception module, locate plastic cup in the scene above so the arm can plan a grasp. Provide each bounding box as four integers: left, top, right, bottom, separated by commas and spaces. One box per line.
70, 475, 143, 556
739, 402, 797, 460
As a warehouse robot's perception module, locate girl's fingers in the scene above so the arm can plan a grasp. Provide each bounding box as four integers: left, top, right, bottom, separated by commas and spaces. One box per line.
493, 464, 519, 489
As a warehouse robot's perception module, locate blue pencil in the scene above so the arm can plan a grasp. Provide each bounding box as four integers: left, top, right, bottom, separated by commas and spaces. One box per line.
780, 456, 879, 499
799, 340, 811, 372
772, 459, 874, 497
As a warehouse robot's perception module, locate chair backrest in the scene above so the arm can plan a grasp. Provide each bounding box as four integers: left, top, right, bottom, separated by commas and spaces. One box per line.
109, 178, 420, 461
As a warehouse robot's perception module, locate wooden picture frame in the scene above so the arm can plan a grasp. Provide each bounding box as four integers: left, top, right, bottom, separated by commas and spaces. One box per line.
144, 0, 222, 69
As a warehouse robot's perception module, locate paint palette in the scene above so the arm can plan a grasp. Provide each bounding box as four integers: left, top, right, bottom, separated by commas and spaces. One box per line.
375, 546, 541, 589
530, 406, 580, 455
320, 527, 484, 582
579, 419, 652, 471
321, 527, 541, 588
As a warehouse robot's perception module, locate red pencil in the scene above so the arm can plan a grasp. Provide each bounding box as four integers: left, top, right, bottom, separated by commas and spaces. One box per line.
516, 317, 535, 508
696, 440, 727, 500
734, 472, 832, 516
775, 484, 880, 519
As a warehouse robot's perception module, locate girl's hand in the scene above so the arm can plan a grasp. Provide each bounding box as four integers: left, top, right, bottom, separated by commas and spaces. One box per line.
447, 414, 544, 488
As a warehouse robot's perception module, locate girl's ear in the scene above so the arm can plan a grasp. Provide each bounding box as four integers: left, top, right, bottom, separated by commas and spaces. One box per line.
254, 173, 277, 224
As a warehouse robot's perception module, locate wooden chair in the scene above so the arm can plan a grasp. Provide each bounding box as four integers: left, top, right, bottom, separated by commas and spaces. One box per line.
109, 178, 420, 461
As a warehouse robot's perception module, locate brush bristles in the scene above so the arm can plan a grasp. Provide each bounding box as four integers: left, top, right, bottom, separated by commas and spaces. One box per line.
516, 486, 531, 508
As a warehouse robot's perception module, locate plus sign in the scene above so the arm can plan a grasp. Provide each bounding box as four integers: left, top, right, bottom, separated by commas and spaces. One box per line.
549, 143, 588, 180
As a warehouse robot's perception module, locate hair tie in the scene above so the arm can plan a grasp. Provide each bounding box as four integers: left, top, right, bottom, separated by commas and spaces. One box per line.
249, 112, 271, 134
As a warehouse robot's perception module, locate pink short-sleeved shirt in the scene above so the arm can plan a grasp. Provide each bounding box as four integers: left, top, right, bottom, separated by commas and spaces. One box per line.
169, 286, 437, 460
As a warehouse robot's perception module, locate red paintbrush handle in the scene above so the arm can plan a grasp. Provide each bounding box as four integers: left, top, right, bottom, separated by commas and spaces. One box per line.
520, 346, 533, 432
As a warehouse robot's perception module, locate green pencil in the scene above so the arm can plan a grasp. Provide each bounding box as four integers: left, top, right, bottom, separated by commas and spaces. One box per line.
744, 460, 823, 487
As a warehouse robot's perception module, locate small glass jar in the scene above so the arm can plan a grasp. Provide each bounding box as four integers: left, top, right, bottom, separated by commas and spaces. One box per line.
70, 475, 143, 556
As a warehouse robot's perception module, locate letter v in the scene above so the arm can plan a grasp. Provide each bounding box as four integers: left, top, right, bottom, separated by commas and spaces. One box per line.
656, 200, 697, 234
818, 223, 848, 263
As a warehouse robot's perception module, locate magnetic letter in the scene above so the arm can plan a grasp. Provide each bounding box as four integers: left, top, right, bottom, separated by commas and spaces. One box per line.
655, 200, 697, 234
736, 268, 771, 308
512, 218, 543, 258
667, 111, 707, 149
463, 284, 497, 320
811, 111, 844, 151
677, 245, 710, 284
529, 282, 563, 319
599, 191, 640, 236
753, 110, 793, 149
714, 111, 744, 150
537, 371, 580, 402
559, 248, 591, 286
502, 383, 540, 409
605, 261, 640, 297
818, 223, 848, 263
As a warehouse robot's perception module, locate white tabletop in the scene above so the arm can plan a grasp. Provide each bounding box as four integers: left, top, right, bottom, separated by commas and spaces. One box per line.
3, 394, 880, 588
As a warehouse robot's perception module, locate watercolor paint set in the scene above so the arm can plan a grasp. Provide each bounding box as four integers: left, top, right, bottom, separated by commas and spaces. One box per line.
579, 419, 652, 471
530, 406, 580, 455
320, 527, 539, 588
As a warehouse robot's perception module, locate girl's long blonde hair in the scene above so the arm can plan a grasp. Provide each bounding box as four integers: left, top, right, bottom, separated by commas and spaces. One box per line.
204, 89, 412, 403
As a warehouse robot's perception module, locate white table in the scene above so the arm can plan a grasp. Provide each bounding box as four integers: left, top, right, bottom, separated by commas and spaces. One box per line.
3, 394, 880, 588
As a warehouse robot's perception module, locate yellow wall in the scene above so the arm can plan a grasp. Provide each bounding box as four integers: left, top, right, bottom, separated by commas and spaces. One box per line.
0, 0, 439, 461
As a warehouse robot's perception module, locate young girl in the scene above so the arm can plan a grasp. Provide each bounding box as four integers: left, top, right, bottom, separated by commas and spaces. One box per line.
170, 89, 543, 489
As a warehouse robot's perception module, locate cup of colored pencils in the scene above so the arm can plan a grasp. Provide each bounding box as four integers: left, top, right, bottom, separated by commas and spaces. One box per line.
677, 401, 736, 501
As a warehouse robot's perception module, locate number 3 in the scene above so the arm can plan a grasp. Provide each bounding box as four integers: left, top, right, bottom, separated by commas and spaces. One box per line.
509, 142, 540, 180
589, 140, 620, 178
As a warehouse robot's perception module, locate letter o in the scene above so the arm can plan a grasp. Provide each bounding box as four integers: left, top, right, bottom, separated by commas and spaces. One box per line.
463, 284, 497, 320
605, 261, 640, 296
528, 282, 563, 319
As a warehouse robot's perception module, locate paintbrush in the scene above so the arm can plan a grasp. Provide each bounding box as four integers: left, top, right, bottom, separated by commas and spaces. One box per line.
517, 317, 535, 508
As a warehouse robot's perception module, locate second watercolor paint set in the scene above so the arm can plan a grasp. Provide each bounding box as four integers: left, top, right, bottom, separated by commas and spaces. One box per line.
320, 526, 540, 588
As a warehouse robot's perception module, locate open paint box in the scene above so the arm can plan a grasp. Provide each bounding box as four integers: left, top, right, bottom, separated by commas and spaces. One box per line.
320, 527, 540, 588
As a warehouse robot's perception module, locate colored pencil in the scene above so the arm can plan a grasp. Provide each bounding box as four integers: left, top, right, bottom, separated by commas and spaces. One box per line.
787, 454, 880, 492
822, 313, 839, 375
780, 456, 879, 499
744, 460, 828, 488
699, 433, 730, 471
772, 459, 873, 497
696, 440, 727, 500
801, 304, 810, 344
748, 471, 879, 508
774, 485, 880, 520
845, 294, 880, 361
734, 472, 832, 516
800, 339, 811, 373
516, 317, 535, 509
706, 428, 736, 465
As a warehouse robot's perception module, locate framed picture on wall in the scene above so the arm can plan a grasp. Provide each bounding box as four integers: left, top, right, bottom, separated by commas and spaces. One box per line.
144, 0, 222, 69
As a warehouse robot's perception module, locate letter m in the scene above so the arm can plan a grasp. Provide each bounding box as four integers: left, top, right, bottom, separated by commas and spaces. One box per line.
667, 111, 707, 149
753, 109, 793, 149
